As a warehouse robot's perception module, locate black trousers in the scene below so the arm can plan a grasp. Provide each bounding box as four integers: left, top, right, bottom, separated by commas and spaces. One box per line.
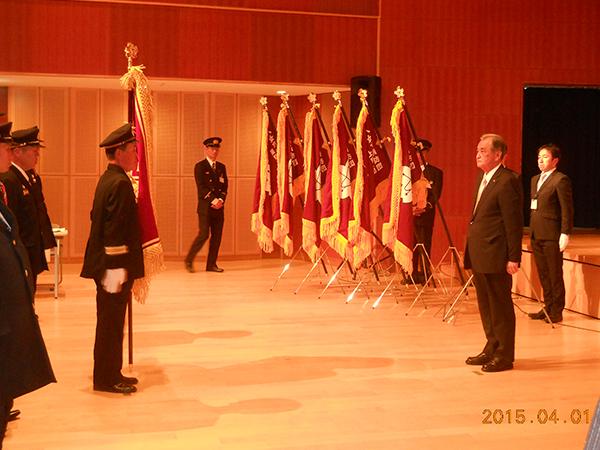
472, 271, 516, 362
93, 279, 132, 387
186, 208, 224, 269
412, 221, 434, 282
531, 238, 565, 315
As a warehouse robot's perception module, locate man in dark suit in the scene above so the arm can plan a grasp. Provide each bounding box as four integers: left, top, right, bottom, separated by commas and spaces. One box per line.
81, 123, 144, 395
412, 139, 443, 284
528, 144, 573, 324
0, 126, 53, 292
1, 121, 56, 446
464, 133, 523, 373
185, 136, 228, 273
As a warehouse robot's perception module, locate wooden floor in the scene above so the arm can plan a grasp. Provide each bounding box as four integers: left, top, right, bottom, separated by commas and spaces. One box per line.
5, 258, 600, 450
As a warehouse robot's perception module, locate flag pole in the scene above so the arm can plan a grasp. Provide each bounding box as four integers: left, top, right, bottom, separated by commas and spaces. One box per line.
395, 87, 467, 286
124, 42, 137, 366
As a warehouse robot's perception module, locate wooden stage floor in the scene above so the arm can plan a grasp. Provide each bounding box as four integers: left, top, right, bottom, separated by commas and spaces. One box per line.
5, 259, 600, 450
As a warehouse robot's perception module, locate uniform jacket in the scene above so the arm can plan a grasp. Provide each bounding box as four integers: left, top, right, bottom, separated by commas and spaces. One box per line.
529, 171, 574, 241
80, 164, 144, 281
0, 165, 48, 275
464, 165, 523, 273
0, 201, 56, 400
415, 163, 443, 228
195, 159, 228, 214
27, 169, 57, 250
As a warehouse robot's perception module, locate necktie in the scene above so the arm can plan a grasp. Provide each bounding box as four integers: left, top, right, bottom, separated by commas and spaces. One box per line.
474, 177, 488, 212
211, 162, 216, 171
537, 172, 548, 192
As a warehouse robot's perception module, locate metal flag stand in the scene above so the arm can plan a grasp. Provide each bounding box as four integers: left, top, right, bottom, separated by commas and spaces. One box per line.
269, 90, 305, 290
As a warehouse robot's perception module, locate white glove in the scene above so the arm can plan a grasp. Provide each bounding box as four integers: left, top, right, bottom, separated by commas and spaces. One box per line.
559, 233, 569, 252
101, 268, 128, 294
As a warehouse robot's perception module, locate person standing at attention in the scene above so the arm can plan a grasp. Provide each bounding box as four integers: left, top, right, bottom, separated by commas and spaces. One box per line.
0, 126, 54, 293
0, 120, 55, 445
185, 137, 228, 273
81, 123, 144, 395
411, 138, 443, 284
464, 133, 523, 373
528, 144, 573, 324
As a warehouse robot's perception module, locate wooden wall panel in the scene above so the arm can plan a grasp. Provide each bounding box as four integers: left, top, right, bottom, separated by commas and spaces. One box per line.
42, 175, 68, 230
154, 92, 180, 176
152, 177, 180, 255
100, 89, 127, 168
236, 95, 261, 178
40, 88, 69, 174
181, 93, 208, 177
210, 93, 236, 173
2, 0, 377, 84
70, 88, 99, 175
235, 178, 260, 255
118, 0, 379, 16
69, 176, 98, 257
8, 87, 39, 132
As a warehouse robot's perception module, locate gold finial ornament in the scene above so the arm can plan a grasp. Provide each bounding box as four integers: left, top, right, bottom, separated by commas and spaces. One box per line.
307, 92, 320, 109
259, 96, 268, 107
277, 90, 289, 109
332, 90, 342, 103
125, 42, 138, 69
394, 86, 405, 99
358, 88, 368, 101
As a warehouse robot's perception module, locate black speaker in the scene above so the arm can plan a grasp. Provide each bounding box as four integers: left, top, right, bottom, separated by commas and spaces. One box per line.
350, 75, 381, 128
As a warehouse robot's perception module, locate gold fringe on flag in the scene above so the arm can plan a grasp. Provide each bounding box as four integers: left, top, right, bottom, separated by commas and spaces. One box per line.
349, 103, 372, 268
120, 65, 165, 304
382, 99, 404, 246
301, 108, 319, 262
320, 104, 342, 241
274, 107, 292, 256
251, 108, 274, 253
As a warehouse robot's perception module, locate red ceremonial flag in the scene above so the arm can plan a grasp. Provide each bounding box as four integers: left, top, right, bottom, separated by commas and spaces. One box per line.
251, 100, 278, 253
348, 97, 392, 268
301, 106, 329, 262
320, 101, 357, 262
120, 65, 165, 304
273, 104, 304, 256
381, 95, 421, 272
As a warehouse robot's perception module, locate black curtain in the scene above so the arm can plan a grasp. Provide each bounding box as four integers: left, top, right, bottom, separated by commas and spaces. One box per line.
522, 86, 600, 229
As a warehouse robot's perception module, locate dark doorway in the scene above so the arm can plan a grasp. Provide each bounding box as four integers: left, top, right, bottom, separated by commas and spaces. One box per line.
522, 86, 600, 229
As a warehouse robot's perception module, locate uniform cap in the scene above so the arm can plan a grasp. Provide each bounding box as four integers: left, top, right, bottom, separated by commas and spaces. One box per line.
0, 122, 12, 144
11, 126, 45, 148
203, 136, 222, 148
100, 123, 137, 150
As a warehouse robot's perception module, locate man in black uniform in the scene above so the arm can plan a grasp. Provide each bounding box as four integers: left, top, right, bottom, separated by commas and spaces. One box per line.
185, 136, 228, 273
0, 126, 54, 292
1, 121, 56, 446
81, 123, 144, 395
412, 139, 443, 284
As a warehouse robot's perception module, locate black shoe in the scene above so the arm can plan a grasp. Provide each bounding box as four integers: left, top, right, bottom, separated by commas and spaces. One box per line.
545, 313, 563, 323
120, 375, 138, 385
8, 409, 21, 421
206, 266, 224, 273
465, 351, 493, 366
528, 309, 547, 320
184, 261, 195, 273
94, 383, 137, 394
482, 357, 513, 372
